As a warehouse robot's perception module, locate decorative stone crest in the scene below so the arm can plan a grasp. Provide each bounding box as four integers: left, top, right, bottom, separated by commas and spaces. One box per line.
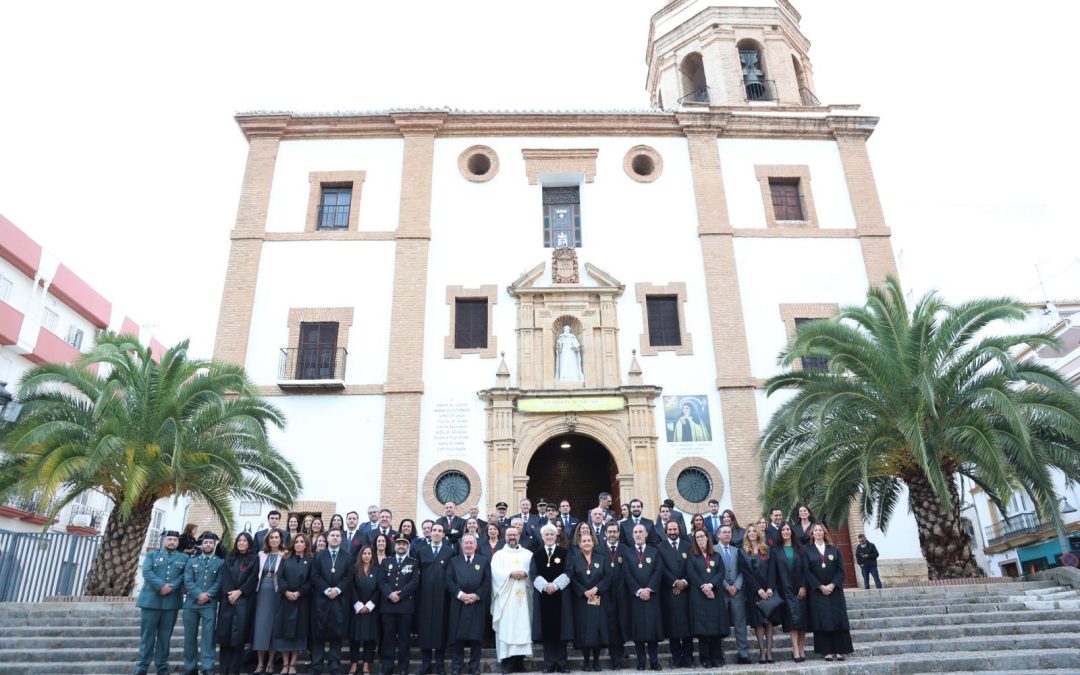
551, 246, 579, 284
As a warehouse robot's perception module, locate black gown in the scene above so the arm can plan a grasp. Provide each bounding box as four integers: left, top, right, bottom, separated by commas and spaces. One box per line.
657, 539, 693, 639
532, 545, 574, 642
685, 552, 729, 637
445, 554, 491, 643
311, 549, 354, 642
803, 544, 853, 655
415, 542, 456, 650
274, 553, 313, 650
351, 566, 381, 642
745, 549, 776, 627
216, 552, 258, 647
620, 544, 665, 641
768, 546, 808, 632
567, 549, 609, 649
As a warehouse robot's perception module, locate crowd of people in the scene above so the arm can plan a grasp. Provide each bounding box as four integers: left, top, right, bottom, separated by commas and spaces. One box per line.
134, 493, 859, 675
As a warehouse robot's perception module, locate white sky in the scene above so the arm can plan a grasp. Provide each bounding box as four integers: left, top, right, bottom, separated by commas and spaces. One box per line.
1, 1, 1077, 357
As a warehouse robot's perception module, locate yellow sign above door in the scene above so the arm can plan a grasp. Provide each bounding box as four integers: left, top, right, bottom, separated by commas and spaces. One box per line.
517, 396, 625, 413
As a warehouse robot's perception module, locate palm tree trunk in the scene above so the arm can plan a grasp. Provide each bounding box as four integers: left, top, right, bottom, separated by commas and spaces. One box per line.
906, 471, 984, 580
83, 499, 155, 596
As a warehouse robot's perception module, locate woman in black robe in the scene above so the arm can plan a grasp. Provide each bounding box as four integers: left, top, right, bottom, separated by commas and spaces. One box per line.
350, 545, 381, 674
217, 532, 258, 675
568, 527, 609, 671
720, 510, 746, 548
791, 504, 815, 546
274, 532, 313, 674
477, 521, 504, 559
742, 525, 775, 663
803, 523, 853, 661
769, 522, 808, 662
686, 528, 729, 668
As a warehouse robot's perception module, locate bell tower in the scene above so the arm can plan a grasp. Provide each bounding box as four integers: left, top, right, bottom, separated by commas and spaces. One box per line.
645, 0, 819, 109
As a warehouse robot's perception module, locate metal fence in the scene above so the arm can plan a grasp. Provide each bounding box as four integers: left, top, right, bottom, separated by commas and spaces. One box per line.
0, 530, 102, 602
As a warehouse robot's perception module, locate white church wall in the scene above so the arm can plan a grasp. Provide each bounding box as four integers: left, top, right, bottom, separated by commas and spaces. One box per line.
264, 138, 405, 233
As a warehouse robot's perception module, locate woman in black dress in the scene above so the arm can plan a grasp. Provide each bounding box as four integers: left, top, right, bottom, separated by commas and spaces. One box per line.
568, 527, 609, 671
742, 524, 775, 663
720, 510, 746, 548
286, 515, 302, 543
179, 523, 199, 556
769, 522, 808, 662
398, 518, 417, 544
217, 532, 258, 675
275, 532, 313, 675
687, 528, 728, 668
804, 523, 853, 661
350, 545, 381, 675
791, 505, 815, 546
477, 521, 504, 559
328, 513, 345, 532
309, 517, 325, 542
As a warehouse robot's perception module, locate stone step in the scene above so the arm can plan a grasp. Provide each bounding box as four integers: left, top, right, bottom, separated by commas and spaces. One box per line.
850, 608, 1080, 630
845, 580, 1060, 597
0, 647, 1077, 674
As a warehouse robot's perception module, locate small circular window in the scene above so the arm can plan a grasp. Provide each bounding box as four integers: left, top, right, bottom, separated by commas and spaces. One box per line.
623, 145, 663, 183
435, 470, 471, 504
676, 467, 712, 503
458, 145, 499, 182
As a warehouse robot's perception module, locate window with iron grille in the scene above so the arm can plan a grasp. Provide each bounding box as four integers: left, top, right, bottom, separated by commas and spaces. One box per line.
542, 186, 582, 248
454, 299, 488, 350
297, 322, 339, 379
769, 179, 804, 221
676, 467, 712, 503
795, 318, 829, 371
317, 185, 352, 230
435, 470, 471, 504
646, 295, 681, 346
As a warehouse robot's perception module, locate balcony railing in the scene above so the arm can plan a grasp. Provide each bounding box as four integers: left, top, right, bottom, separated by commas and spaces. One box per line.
799, 87, 821, 106
67, 502, 107, 531
277, 347, 347, 389
984, 511, 1053, 546
3, 491, 60, 518
744, 79, 779, 102
317, 203, 350, 230
678, 86, 711, 105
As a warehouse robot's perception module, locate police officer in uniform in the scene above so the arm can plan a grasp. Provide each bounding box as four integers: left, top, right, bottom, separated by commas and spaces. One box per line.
495, 502, 512, 529
135, 530, 188, 675
379, 536, 420, 675
182, 531, 224, 675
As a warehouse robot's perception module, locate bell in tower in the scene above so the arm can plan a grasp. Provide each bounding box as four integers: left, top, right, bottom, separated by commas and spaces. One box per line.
645, 0, 820, 109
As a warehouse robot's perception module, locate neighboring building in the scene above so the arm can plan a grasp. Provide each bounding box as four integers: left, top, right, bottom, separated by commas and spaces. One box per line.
0, 213, 184, 547
964, 301, 1080, 576
204, 0, 925, 583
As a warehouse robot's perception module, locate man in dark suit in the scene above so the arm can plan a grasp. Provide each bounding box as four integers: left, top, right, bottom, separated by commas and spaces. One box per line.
623, 523, 664, 670
556, 500, 580, 535
416, 523, 455, 674
364, 508, 399, 548
447, 534, 490, 675
516, 498, 541, 539
764, 507, 784, 548
587, 508, 607, 543
361, 505, 381, 535
532, 524, 571, 673
379, 537, 420, 675
510, 517, 539, 552
659, 499, 687, 534
344, 510, 365, 555
703, 499, 723, 540
588, 492, 617, 525
619, 499, 657, 546
311, 528, 354, 675
656, 503, 687, 540
657, 520, 694, 668
467, 506, 486, 532
495, 502, 512, 529
438, 501, 466, 547
254, 510, 291, 550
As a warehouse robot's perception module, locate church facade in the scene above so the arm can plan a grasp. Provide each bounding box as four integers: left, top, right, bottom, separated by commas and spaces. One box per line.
208, 0, 925, 581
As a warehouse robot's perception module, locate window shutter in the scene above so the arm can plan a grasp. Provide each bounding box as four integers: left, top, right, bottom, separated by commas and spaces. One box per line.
455, 299, 488, 349
646, 295, 681, 346
794, 318, 828, 371
769, 179, 804, 221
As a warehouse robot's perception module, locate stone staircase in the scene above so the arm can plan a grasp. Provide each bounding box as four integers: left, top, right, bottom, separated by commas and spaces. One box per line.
0, 581, 1078, 674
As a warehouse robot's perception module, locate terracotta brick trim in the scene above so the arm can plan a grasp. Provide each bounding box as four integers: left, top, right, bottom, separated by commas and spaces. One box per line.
665, 456, 726, 514
284, 307, 355, 383
288, 500, 338, 521
778, 303, 839, 372
522, 149, 598, 185
754, 165, 818, 228
305, 171, 366, 232
635, 282, 693, 356
444, 285, 498, 359
623, 145, 664, 183
422, 460, 483, 515
458, 145, 500, 183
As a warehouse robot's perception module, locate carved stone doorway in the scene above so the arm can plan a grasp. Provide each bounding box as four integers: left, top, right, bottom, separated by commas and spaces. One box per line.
526, 433, 621, 522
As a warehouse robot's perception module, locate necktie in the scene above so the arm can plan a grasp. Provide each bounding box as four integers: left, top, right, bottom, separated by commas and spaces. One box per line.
723, 546, 731, 566
638, 546, 644, 554
466, 556, 471, 565
671, 541, 678, 551
547, 548, 553, 557
397, 557, 404, 565
433, 546, 440, 557
382, 529, 388, 536
611, 546, 617, 555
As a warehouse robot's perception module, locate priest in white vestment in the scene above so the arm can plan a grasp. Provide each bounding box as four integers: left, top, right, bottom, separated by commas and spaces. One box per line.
491, 525, 535, 673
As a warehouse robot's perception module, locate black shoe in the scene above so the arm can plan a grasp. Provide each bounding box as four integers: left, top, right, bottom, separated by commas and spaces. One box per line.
650, 664, 662, 672
636, 665, 646, 672
737, 655, 751, 665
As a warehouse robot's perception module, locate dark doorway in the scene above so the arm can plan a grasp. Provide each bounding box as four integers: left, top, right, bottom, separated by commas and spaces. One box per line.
527, 434, 619, 523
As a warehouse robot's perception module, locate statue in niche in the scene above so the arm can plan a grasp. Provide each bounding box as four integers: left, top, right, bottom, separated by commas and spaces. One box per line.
555, 326, 583, 382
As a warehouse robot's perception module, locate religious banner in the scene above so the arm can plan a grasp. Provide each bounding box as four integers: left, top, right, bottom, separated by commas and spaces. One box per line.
664, 395, 712, 443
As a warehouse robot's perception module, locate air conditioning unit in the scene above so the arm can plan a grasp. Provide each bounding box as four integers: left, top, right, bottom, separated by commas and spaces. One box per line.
71, 513, 92, 528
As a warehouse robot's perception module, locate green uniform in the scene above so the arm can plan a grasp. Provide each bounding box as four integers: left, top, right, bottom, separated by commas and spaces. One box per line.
135, 549, 189, 675
183, 552, 224, 673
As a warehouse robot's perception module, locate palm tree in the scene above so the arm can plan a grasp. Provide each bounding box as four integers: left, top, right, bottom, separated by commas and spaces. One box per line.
760, 278, 1080, 580
0, 332, 301, 596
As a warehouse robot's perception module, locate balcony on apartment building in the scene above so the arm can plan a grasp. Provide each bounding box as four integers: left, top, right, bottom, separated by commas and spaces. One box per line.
277, 346, 348, 390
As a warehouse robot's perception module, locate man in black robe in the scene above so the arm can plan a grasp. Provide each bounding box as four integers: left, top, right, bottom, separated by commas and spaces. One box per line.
532, 523, 572, 673
379, 536, 420, 675
311, 528, 354, 675
623, 523, 664, 671
658, 520, 694, 668
511, 516, 539, 553
764, 508, 784, 548
601, 522, 629, 670
416, 522, 455, 674
619, 499, 657, 547
446, 534, 490, 675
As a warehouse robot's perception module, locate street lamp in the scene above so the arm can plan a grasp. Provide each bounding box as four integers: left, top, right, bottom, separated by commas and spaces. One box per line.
0, 381, 21, 422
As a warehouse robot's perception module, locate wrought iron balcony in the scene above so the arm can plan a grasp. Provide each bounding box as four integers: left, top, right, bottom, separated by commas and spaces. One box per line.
983, 511, 1052, 547
3, 491, 60, 518
67, 502, 107, 531
799, 87, 821, 106
744, 79, 779, 102
317, 203, 350, 230
277, 347, 347, 389
678, 86, 711, 105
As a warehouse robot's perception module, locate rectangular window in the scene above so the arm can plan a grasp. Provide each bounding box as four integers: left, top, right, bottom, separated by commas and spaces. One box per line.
769, 179, 804, 221
794, 318, 829, 371
646, 295, 681, 346
317, 185, 352, 230
41, 307, 58, 332
296, 321, 339, 379
66, 326, 84, 350
542, 186, 582, 248
454, 299, 488, 350
0, 276, 12, 303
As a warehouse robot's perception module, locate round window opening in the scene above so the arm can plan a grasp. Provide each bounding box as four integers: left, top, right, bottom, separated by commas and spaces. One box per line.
467, 152, 491, 176
676, 467, 712, 503
631, 153, 655, 177
435, 470, 471, 504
